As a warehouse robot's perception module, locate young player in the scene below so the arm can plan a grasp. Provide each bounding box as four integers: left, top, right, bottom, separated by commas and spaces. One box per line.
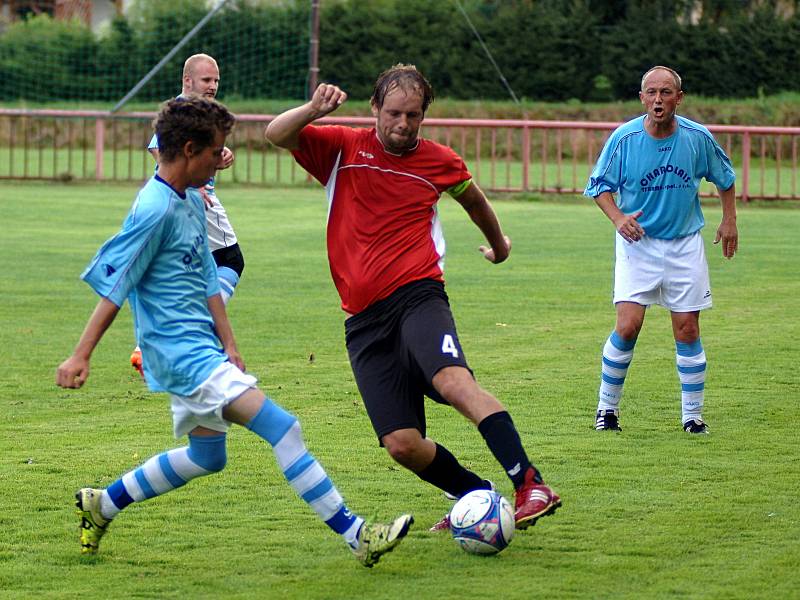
56, 97, 412, 567
131, 53, 243, 376
265, 65, 561, 531
585, 66, 738, 434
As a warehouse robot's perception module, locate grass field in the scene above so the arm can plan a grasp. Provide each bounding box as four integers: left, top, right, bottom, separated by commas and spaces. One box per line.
1, 182, 798, 599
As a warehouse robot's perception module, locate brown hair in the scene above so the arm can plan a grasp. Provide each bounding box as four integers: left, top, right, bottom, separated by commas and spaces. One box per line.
153, 96, 234, 162
370, 64, 434, 113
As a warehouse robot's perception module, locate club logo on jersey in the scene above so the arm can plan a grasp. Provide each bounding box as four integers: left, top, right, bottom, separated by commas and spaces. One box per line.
639, 164, 692, 191
181, 233, 205, 271
357, 150, 374, 160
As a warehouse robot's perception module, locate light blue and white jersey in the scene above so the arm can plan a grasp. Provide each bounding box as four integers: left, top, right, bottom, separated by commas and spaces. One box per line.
82, 175, 226, 395
585, 115, 735, 239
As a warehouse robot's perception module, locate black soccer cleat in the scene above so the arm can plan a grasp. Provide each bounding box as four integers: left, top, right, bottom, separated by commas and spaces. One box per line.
595, 409, 622, 431
683, 419, 709, 434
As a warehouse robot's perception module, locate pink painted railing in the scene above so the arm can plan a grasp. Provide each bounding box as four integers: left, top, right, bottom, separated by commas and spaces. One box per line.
1, 108, 798, 201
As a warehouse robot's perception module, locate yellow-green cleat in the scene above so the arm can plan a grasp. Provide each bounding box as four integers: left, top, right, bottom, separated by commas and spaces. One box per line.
351, 514, 413, 567
75, 488, 111, 554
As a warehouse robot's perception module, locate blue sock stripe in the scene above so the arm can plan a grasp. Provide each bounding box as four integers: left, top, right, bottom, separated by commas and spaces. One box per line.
217, 266, 239, 288
676, 339, 703, 357
134, 467, 156, 499
284, 452, 315, 482
603, 356, 631, 370
602, 373, 626, 386
678, 363, 706, 374
219, 280, 235, 297
610, 330, 637, 352
187, 434, 227, 472
107, 479, 134, 510
247, 399, 297, 446
302, 478, 334, 504
325, 506, 358, 535
158, 453, 186, 488
681, 382, 705, 392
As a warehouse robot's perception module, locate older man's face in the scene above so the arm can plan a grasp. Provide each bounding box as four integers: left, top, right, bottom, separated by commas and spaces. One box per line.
639, 69, 683, 128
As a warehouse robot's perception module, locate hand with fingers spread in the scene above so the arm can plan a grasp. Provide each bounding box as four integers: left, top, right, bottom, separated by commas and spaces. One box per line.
614, 210, 645, 243
199, 185, 215, 208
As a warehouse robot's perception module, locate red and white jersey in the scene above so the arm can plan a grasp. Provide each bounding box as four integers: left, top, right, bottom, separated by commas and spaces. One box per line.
292, 125, 471, 315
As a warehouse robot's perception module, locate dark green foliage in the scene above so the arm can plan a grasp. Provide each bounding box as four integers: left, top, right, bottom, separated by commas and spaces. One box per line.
0, 0, 309, 104
0, 0, 798, 103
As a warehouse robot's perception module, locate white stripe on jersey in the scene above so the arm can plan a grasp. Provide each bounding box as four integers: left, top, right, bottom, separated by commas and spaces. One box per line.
325, 151, 342, 220
338, 163, 440, 194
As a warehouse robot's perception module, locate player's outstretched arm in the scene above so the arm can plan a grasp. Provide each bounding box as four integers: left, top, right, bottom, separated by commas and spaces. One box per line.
265, 83, 347, 151
207, 293, 245, 372
593, 191, 644, 243
713, 184, 738, 259
56, 298, 120, 389
453, 182, 511, 264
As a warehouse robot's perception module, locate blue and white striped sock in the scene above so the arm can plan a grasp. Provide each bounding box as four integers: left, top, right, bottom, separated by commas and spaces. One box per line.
676, 339, 706, 424
217, 266, 239, 306
100, 434, 227, 520
598, 330, 637, 412
246, 398, 364, 547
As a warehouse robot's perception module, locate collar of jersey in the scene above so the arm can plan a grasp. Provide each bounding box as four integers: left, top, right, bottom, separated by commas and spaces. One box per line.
154, 174, 187, 199
374, 130, 420, 156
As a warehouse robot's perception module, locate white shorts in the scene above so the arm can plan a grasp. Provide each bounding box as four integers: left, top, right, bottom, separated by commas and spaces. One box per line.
614, 231, 712, 312
205, 192, 238, 252
170, 361, 257, 437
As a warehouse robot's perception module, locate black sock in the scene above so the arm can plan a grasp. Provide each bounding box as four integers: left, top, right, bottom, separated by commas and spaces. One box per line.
478, 411, 541, 488
417, 443, 489, 498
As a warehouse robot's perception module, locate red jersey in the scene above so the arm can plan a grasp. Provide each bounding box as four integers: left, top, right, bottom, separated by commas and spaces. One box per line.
292, 125, 471, 314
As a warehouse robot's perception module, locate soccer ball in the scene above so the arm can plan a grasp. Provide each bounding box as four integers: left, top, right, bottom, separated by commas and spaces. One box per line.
450, 489, 515, 555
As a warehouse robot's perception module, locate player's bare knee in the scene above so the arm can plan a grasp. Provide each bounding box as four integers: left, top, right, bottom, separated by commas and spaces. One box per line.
433, 366, 475, 401
615, 321, 642, 340
382, 430, 422, 467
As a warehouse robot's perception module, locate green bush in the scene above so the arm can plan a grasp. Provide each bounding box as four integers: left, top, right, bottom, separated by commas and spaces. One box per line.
0, 0, 798, 103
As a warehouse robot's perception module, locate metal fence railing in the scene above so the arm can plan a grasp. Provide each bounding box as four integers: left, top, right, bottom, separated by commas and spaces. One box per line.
2, 109, 798, 201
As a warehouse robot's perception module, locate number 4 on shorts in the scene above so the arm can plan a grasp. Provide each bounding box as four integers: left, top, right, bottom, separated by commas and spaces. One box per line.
441, 334, 459, 358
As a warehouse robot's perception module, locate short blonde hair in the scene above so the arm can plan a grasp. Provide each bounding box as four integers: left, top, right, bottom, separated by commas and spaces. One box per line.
640, 66, 682, 91
183, 54, 218, 78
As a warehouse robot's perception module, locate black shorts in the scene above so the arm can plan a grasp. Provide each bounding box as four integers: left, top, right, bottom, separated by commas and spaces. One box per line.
212, 243, 245, 277
344, 279, 471, 442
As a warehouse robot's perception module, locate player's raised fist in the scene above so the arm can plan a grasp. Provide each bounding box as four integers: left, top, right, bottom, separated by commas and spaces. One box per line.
312, 83, 347, 116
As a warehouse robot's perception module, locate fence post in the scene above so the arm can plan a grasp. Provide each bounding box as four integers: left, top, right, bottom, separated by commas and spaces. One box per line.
522, 123, 530, 191
741, 132, 750, 202
95, 118, 105, 181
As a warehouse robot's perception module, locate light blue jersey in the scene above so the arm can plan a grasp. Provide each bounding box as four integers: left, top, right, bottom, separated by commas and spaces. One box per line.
82, 175, 226, 395
585, 115, 735, 239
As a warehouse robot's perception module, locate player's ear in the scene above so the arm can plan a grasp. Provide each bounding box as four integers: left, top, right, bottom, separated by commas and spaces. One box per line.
370, 101, 379, 117
639, 91, 645, 105
676, 90, 684, 105
183, 140, 196, 158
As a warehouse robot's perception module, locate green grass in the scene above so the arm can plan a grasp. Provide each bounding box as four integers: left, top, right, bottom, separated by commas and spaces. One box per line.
1, 182, 798, 599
